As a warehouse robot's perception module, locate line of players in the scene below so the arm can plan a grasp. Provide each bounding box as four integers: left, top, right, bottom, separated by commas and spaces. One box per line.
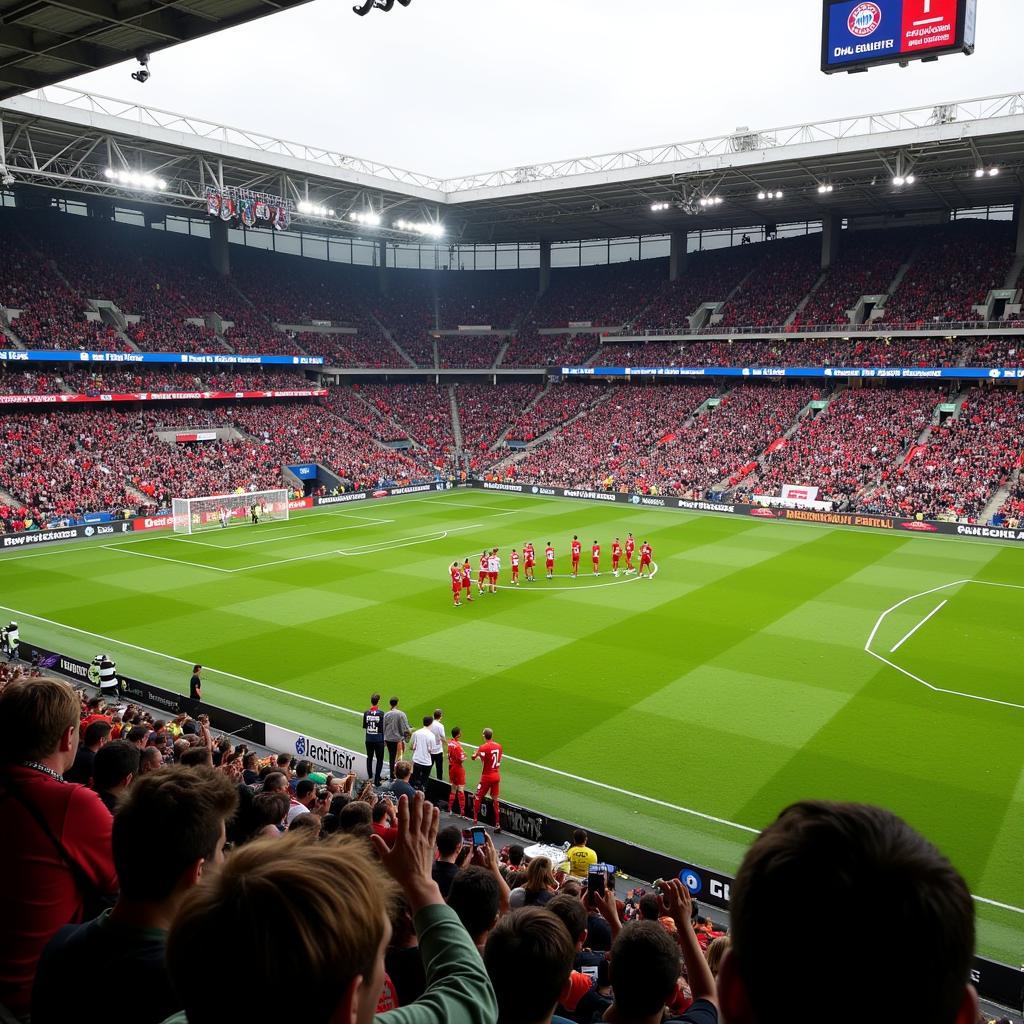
449, 533, 654, 606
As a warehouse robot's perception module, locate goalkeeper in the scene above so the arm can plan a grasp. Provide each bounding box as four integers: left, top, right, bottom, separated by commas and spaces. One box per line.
250, 502, 260, 525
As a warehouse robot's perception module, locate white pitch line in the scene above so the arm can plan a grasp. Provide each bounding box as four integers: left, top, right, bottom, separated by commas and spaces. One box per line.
865, 579, 1024, 711
100, 545, 233, 574
3, 599, 1022, 916
175, 517, 393, 551
338, 524, 484, 558
889, 600, 947, 653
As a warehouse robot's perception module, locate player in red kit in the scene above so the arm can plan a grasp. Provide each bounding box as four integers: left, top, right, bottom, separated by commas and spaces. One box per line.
591, 541, 601, 576
625, 533, 636, 572
447, 725, 468, 817
611, 538, 622, 576
449, 562, 462, 607
544, 542, 555, 579
472, 727, 503, 831
461, 558, 474, 603
510, 548, 520, 585
639, 540, 653, 578
571, 536, 582, 577
523, 542, 536, 582
478, 551, 489, 595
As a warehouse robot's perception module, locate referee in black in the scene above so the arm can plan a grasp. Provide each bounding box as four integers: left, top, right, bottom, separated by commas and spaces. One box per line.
189, 664, 202, 703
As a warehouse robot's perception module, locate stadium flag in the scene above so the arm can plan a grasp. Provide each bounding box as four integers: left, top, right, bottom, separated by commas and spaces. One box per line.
781, 484, 820, 504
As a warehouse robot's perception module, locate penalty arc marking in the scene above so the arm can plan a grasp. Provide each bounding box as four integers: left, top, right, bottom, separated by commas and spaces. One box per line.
865, 579, 1024, 712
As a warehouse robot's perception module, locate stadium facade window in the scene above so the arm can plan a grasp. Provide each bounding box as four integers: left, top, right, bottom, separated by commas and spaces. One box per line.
473, 246, 496, 271
640, 236, 670, 260
114, 208, 145, 227
302, 235, 328, 261
609, 238, 641, 264
496, 244, 520, 270
517, 244, 540, 269
243, 227, 275, 251
552, 241, 581, 268
328, 237, 353, 265
953, 205, 1013, 221
351, 240, 376, 266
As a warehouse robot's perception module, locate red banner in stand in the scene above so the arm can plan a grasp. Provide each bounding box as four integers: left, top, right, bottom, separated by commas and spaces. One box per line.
0, 389, 328, 406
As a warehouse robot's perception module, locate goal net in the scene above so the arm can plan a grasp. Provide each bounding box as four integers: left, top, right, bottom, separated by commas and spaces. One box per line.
172, 490, 290, 535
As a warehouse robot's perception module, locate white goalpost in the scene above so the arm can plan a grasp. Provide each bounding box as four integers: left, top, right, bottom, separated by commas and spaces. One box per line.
172, 489, 290, 535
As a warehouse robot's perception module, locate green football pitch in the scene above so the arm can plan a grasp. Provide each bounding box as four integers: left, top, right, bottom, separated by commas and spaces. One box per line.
2, 489, 1022, 962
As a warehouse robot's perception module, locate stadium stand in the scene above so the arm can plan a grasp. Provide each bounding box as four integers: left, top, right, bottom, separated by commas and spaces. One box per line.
860, 388, 1024, 520
735, 387, 944, 506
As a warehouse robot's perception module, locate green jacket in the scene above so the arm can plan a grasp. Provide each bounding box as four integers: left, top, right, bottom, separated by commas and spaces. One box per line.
160, 903, 497, 1024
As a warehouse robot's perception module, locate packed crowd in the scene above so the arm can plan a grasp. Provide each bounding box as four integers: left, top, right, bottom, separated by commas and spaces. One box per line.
793, 229, 914, 327
356, 383, 457, 464
500, 331, 601, 368
294, 331, 411, 368
714, 237, 821, 331
504, 384, 607, 442
0, 673, 991, 1024
438, 336, 504, 369
0, 397, 437, 529
589, 335, 968, 368
512, 384, 719, 491
630, 246, 763, 334
0, 367, 316, 395
637, 384, 819, 496
453, 383, 540, 467
860, 388, 1024, 520
736, 387, 943, 506
880, 220, 1017, 326
528, 261, 664, 330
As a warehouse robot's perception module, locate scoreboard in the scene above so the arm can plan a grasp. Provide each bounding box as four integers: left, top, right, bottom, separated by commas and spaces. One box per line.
821, 0, 976, 73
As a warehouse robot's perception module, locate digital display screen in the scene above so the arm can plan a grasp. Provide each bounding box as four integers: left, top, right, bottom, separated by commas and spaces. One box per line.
821, 0, 975, 72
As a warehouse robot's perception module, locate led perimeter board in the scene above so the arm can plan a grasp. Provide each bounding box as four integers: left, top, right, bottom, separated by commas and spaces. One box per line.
821, 0, 976, 73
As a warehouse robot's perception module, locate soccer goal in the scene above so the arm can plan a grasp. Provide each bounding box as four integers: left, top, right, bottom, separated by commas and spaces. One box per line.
172, 489, 290, 535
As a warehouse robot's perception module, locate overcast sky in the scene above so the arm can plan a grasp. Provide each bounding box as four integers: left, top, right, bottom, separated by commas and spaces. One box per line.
61, 0, 1021, 179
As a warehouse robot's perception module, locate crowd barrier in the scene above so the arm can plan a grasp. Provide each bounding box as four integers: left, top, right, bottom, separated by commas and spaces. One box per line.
22, 636, 1023, 1012
0, 481, 449, 550
471, 480, 1024, 544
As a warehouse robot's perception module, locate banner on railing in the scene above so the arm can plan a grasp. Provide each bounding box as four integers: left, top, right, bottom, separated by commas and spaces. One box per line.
0, 350, 324, 366
561, 365, 1024, 380
0, 389, 326, 407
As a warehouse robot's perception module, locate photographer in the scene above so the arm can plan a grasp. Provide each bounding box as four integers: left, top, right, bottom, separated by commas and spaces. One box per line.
97, 654, 119, 703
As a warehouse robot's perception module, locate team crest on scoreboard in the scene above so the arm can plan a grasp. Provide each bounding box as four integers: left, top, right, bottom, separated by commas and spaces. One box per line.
847, 2, 882, 36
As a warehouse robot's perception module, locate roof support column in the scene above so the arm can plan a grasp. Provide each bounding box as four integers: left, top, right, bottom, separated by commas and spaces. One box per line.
378, 240, 388, 294
539, 241, 551, 296
209, 217, 230, 277
669, 230, 688, 281
1014, 196, 1024, 255
821, 213, 842, 270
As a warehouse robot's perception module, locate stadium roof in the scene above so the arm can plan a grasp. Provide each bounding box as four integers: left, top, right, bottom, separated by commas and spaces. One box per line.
1, 87, 1023, 244
0, 0, 316, 101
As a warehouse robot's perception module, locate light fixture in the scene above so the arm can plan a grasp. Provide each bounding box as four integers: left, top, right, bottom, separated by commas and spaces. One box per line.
298, 201, 334, 218
130, 53, 151, 84
347, 209, 381, 226
988, 166, 1000, 177
394, 218, 444, 237
974, 168, 986, 178
817, 183, 834, 194
698, 196, 722, 207
757, 191, 766, 200
104, 167, 166, 191
650, 202, 671, 212
893, 175, 906, 186
757, 190, 783, 200
905, 174, 915, 185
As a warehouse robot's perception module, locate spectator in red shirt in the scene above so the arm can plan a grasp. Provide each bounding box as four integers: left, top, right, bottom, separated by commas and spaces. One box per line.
0, 677, 118, 1018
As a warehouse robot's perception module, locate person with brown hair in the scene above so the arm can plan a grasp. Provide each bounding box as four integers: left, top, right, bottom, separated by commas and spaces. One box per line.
0, 677, 118, 1019
162, 792, 496, 1024
33, 765, 238, 1024
510, 856, 558, 908
484, 908, 575, 1024
717, 801, 978, 1024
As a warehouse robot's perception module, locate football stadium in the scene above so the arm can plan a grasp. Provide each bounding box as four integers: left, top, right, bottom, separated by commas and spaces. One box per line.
1, 1, 1023, 1021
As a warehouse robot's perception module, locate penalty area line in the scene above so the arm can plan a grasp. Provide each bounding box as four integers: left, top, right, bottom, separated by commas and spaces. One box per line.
1, 599, 1022, 916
